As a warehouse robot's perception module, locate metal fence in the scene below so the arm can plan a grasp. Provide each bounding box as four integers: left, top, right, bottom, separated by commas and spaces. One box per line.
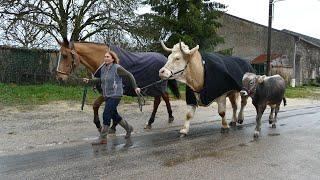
0, 46, 59, 84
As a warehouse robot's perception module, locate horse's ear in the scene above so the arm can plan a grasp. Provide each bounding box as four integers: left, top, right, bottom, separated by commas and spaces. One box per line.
63, 37, 69, 47
58, 41, 63, 46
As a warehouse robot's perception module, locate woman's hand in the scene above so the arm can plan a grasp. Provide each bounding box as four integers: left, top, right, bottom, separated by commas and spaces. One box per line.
135, 88, 141, 95
83, 78, 90, 84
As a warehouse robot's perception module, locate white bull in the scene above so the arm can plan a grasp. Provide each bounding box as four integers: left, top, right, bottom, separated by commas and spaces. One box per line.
159, 41, 251, 136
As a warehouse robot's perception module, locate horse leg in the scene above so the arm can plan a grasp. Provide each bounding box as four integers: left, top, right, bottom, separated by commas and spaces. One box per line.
144, 96, 161, 129
228, 92, 239, 127
217, 95, 229, 133
93, 96, 105, 132
237, 95, 248, 124
162, 92, 174, 123
180, 105, 196, 137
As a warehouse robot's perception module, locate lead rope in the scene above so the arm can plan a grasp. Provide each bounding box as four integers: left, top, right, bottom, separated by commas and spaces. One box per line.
136, 63, 188, 112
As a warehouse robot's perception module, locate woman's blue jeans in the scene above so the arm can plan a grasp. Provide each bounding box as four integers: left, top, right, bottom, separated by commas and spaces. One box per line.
103, 97, 122, 126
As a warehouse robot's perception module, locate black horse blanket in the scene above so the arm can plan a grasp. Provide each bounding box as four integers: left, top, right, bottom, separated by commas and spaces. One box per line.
186, 53, 254, 106
94, 45, 167, 96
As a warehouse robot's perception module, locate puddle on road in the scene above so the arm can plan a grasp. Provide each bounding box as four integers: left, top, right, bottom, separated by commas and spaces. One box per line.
163, 151, 223, 167
238, 143, 249, 147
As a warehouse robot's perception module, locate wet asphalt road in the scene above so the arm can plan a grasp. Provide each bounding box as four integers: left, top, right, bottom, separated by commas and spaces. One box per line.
1, 104, 320, 180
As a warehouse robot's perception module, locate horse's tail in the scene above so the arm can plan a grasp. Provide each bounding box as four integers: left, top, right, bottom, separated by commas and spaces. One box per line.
283, 97, 287, 106
167, 79, 180, 99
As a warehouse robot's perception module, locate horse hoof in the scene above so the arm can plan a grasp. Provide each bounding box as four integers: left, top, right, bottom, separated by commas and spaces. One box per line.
144, 124, 152, 129
237, 119, 244, 124
229, 121, 237, 127
180, 133, 187, 138
269, 120, 273, 124
271, 124, 276, 128
97, 127, 102, 133
168, 117, 174, 123
91, 139, 107, 145
221, 128, 229, 133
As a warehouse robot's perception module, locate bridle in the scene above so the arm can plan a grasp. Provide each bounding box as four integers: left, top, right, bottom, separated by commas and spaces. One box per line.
56, 41, 80, 76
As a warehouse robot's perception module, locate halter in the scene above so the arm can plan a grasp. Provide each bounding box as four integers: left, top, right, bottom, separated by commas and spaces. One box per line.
56, 41, 79, 75
241, 86, 256, 97
165, 62, 189, 79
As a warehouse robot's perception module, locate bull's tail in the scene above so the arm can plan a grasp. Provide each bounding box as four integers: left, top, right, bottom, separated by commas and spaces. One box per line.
167, 79, 181, 99
283, 97, 287, 106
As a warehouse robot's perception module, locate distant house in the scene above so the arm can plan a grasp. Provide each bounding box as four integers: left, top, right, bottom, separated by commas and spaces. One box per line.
216, 13, 320, 86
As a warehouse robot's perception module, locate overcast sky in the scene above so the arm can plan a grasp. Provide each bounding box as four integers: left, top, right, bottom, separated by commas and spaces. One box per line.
216, 0, 320, 39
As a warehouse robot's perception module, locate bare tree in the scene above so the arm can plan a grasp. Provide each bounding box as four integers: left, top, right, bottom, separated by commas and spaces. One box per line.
0, 18, 53, 48
0, 0, 142, 44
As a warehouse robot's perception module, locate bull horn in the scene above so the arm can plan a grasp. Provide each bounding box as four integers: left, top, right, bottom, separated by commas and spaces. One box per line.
179, 40, 188, 56
160, 41, 172, 52
189, 45, 200, 54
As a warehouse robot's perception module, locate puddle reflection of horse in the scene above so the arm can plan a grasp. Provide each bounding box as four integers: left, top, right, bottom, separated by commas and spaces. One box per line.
56, 39, 180, 133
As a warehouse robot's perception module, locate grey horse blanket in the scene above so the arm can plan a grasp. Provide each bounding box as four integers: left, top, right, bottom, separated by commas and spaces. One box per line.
186, 53, 255, 106
94, 46, 167, 96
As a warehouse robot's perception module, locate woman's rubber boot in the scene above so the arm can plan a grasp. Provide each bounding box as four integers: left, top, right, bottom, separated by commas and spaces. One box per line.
92, 125, 108, 145
108, 122, 117, 135
119, 120, 133, 139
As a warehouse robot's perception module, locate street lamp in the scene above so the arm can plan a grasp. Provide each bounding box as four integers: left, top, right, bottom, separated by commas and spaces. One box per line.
266, 0, 285, 76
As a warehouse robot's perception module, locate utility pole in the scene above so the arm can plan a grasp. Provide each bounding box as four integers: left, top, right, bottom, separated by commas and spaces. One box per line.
266, 0, 273, 76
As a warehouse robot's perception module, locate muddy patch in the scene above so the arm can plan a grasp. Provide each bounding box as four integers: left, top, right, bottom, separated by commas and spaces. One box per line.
268, 133, 280, 137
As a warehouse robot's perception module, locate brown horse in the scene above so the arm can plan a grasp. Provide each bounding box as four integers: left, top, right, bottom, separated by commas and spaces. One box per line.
56, 39, 180, 132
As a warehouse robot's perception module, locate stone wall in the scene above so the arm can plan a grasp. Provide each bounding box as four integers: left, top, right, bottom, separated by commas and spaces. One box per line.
216, 13, 320, 85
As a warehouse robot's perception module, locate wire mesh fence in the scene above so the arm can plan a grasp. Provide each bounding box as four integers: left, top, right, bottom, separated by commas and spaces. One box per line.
0, 46, 59, 84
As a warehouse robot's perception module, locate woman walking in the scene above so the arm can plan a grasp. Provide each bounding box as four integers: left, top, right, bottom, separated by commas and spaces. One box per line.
83, 50, 141, 144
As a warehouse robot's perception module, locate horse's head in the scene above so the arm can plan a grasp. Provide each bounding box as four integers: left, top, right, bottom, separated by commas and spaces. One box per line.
159, 41, 199, 80
56, 39, 80, 81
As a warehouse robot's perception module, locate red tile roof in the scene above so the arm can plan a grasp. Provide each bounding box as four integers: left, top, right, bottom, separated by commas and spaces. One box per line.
251, 54, 281, 64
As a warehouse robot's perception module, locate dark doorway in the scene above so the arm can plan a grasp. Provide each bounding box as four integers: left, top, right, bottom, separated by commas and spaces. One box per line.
295, 55, 301, 85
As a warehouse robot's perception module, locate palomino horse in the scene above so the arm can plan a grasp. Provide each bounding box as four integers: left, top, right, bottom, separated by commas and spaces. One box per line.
159, 41, 254, 136
56, 39, 180, 132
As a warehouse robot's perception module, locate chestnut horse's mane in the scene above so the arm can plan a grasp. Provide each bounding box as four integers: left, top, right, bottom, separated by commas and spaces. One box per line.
74, 41, 107, 46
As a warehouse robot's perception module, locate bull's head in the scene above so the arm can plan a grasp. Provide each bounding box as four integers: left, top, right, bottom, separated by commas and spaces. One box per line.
159, 41, 199, 82
56, 38, 80, 82
240, 73, 266, 97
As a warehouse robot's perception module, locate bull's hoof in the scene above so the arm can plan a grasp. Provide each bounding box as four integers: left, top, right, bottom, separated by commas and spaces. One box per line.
237, 119, 244, 124
144, 123, 152, 129
271, 124, 276, 128
253, 131, 260, 138
168, 117, 174, 123
229, 121, 237, 127
179, 128, 189, 135
221, 127, 229, 133
269, 120, 273, 124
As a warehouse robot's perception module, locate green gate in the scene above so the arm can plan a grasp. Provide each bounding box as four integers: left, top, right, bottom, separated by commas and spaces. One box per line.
252, 63, 266, 75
